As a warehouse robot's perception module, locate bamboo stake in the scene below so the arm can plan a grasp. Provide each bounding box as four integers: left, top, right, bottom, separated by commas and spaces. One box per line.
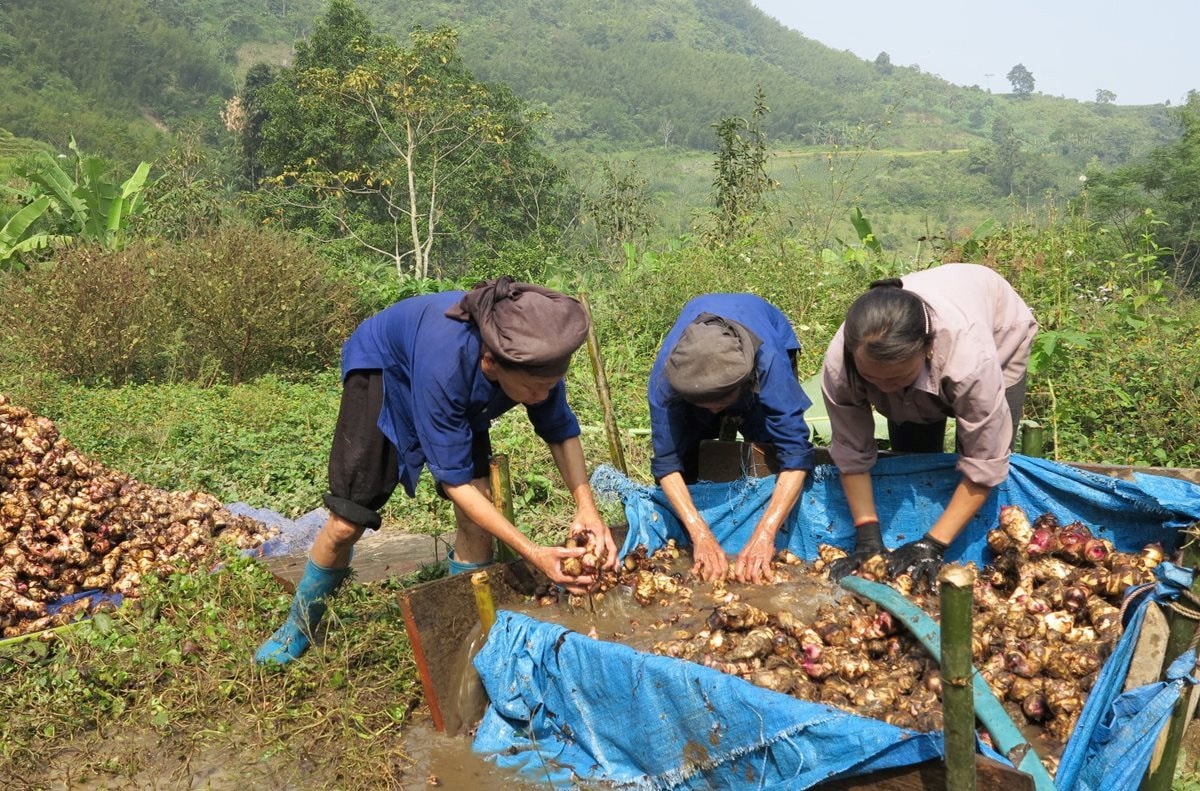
1144, 526, 1200, 790
471, 571, 497, 636
490, 454, 518, 562
939, 564, 977, 791
578, 292, 627, 474
1021, 422, 1045, 458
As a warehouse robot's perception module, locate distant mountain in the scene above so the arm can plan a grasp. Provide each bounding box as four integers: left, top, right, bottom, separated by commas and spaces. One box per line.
0, 0, 1177, 173
344, 0, 1174, 165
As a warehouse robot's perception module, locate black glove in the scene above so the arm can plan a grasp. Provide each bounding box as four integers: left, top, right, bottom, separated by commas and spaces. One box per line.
828, 520, 885, 582
886, 534, 949, 588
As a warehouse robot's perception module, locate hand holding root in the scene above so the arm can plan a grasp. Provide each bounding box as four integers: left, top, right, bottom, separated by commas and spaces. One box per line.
569, 511, 619, 571
886, 534, 948, 589
827, 519, 886, 582
556, 528, 610, 591
532, 544, 594, 593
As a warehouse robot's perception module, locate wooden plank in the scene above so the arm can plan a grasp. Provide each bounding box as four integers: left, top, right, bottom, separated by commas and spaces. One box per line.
396, 525, 631, 735
697, 439, 784, 481
397, 559, 541, 735
1125, 601, 1170, 691
1068, 462, 1200, 485
698, 440, 1200, 487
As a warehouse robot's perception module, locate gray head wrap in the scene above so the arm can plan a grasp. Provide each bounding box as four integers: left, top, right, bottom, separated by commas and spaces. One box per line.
445, 276, 589, 376
665, 313, 761, 401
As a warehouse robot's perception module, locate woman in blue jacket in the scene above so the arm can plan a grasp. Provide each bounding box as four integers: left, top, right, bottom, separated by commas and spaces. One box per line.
648, 294, 815, 584
257, 278, 618, 665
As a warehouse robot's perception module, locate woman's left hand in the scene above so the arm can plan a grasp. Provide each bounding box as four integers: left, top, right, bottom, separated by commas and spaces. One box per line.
733, 528, 776, 584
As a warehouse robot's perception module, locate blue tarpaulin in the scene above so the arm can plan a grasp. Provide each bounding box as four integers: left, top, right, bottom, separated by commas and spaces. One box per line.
471, 454, 1200, 789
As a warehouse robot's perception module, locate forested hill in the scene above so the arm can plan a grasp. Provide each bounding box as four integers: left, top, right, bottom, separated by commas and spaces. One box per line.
0, 0, 1175, 166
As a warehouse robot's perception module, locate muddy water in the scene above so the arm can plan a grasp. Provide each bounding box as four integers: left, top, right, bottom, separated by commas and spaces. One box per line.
400, 715, 550, 790
505, 556, 848, 654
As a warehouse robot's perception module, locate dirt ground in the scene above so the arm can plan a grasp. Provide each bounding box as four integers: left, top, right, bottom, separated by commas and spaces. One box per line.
17, 710, 535, 791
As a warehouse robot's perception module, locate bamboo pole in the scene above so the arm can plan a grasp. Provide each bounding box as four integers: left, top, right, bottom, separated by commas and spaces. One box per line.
490, 454, 518, 562
939, 563, 977, 791
1144, 526, 1200, 790
1021, 422, 1045, 458
471, 571, 497, 636
578, 292, 627, 474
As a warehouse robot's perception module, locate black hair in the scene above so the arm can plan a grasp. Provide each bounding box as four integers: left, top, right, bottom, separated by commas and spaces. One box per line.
843, 278, 934, 364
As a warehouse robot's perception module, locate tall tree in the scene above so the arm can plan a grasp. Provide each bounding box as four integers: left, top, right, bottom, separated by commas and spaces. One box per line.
1007, 64, 1035, 97
243, 1, 567, 278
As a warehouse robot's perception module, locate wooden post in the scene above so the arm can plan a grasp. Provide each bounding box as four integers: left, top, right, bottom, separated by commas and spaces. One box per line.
490, 454, 518, 562
1144, 525, 1200, 790
470, 571, 497, 636
940, 564, 977, 791
578, 292, 627, 474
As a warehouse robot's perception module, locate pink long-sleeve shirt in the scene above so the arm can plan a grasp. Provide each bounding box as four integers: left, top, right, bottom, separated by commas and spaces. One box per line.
822, 263, 1038, 487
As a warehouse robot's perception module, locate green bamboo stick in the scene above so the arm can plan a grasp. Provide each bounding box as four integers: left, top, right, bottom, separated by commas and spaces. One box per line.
1144, 525, 1200, 791
1021, 422, 1046, 458
490, 454, 518, 562
578, 292, 627, 474
940, 564, 977, 791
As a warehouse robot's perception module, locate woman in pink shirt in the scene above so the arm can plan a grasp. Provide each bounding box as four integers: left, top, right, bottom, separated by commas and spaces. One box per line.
821, 264, 1038, 584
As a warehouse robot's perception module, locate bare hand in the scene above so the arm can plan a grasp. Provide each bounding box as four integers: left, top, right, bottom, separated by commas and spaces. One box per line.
690, 532, 729, 582
733, 530, 776, 585
570, 509, 618, 571
528, 544, 595, 594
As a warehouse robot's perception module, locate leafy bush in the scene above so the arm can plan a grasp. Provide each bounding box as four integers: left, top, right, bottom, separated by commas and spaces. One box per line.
944, 219, 1200, 467
1, 245, 172, 383
163, 224, 359, 382
0, 225, 361, 384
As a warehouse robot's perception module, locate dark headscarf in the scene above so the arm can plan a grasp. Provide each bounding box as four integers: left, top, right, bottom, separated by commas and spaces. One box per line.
445, 277, 589, 376
665, 313, 761, 402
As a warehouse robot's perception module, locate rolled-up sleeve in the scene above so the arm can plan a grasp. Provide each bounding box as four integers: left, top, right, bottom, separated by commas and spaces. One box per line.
947, 359, 1012, 487
526, 380, 581, 444
821, 337, 879, 474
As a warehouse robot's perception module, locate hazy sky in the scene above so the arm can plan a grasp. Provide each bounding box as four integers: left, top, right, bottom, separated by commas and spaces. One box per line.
749, 0, 1197, 106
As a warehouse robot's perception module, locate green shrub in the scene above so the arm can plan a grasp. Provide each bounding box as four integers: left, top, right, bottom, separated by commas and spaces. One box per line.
163, 224, 360, 382
0, 244, 172, 383
0, 225, 362, 384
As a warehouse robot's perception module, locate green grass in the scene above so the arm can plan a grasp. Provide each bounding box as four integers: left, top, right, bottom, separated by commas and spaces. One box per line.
0, 552, 425, 788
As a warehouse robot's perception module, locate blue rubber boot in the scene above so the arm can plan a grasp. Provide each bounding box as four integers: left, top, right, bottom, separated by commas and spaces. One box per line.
448, 550, 496, 576
255, 559, 350, 665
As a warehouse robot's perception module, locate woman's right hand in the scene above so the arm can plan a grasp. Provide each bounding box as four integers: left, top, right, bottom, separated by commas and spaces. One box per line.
689, 529, 729, 582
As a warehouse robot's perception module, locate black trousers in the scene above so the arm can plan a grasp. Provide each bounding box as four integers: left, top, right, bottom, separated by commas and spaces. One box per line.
887, 374, 1027, 454
323, 370, 490, 530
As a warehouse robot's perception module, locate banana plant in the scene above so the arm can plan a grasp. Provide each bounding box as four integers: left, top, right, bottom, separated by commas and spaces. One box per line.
13, 138, 152, 250
0, 196, 70, 270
